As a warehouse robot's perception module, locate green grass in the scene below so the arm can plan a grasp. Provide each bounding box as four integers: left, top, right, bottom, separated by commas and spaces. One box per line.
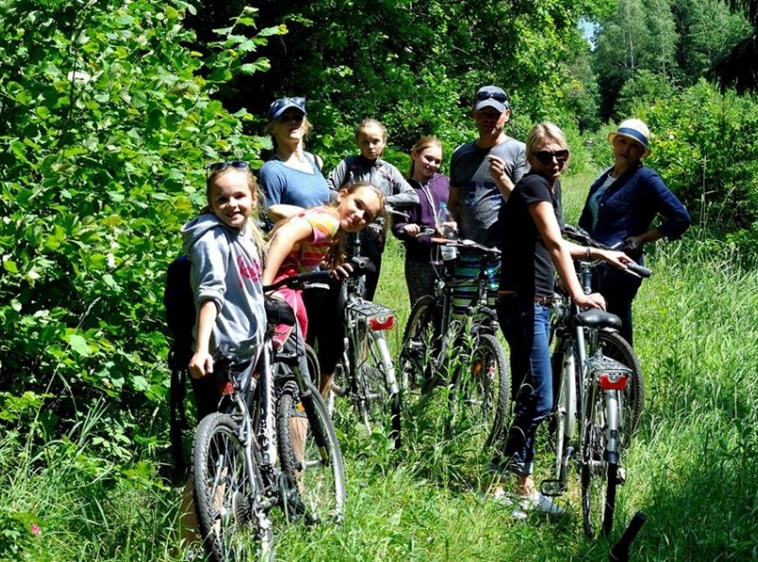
2, 173, 758, 560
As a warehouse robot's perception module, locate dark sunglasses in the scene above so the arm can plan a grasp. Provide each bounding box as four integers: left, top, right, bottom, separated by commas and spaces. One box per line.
534, 150, 569, 165
476, 90, 508, 103
206, 160, 250, 176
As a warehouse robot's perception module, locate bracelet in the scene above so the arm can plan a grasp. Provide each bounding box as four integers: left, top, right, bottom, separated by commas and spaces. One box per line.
585, 246, 591, 260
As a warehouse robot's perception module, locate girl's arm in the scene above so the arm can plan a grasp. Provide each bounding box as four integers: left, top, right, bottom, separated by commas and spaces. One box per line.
188, 300, 218, 379
267, 204, 304, 223
262, 218, 314, 286
530, 201, 606, 309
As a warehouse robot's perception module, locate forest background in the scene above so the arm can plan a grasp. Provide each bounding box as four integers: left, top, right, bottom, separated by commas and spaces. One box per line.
1, 0, 757, 559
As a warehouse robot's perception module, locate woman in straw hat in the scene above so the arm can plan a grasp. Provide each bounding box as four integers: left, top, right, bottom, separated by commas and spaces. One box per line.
578, 118, 691, 346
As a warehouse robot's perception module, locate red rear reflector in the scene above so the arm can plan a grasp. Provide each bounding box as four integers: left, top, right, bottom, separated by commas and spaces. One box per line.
369, 315, 396, 331
598, 373, 628, 391
219, 382, 235, 396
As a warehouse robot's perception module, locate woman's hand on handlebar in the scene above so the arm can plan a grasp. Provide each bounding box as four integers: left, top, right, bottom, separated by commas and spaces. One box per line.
402, 224, 421, 236
330, 262, 354, 279
598, 248, 638, 273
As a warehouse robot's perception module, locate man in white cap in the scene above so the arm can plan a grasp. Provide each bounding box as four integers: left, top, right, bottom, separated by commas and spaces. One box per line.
447, 85, 527, 315
578, 118, 691, 345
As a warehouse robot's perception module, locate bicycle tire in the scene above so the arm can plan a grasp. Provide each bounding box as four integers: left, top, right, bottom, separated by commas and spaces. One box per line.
453, 333, 510, 449
399, 295, 439, 393
597, 330, 644, 436
276, 383, 346, 525
355, 328, 402, 448
552, 346, 577, 490
305, 343, 320, 388
193, 413, 273, 562
581, 390, 618, 538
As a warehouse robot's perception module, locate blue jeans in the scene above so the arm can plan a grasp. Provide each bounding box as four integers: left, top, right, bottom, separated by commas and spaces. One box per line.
495, 295, 553, 476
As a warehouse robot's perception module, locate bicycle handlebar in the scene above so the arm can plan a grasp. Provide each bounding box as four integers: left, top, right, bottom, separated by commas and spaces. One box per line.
263, 256, 375, 293
415, 227, 501, 258
263, 270, 333, 292
562, 225, 652, 279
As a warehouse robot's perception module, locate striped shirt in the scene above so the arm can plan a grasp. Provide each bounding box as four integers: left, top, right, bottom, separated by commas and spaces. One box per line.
276, 207, 341, 274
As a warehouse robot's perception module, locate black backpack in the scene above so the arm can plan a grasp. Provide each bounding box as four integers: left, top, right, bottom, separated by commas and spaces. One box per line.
164, 255, 195, 478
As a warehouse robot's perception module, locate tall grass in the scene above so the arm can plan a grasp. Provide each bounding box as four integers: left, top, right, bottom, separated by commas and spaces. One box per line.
2, 172, 757, 560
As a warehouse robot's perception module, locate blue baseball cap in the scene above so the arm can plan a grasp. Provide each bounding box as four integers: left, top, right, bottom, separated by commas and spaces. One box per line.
474, 85, 509, 113
268, 96, 307, 120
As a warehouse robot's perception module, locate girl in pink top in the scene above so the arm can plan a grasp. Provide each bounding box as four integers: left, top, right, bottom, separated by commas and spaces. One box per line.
262, 182, 385, 396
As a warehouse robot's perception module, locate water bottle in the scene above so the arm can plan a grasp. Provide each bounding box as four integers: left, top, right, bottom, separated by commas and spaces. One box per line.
436, 202, 458, 261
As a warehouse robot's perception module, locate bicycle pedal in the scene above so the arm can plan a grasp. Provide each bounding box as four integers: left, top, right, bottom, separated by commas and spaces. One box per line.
616, 467, 626, 485
539, 479, 566, 497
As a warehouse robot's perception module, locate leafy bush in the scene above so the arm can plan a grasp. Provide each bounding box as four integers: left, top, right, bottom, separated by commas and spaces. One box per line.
0, 0, 279, 458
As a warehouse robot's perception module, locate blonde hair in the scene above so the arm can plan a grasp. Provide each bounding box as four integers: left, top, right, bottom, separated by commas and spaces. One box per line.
408, 136, 443, 177
525, 122, 569, 160
265, 115, 313, 149
205, 166, 268, 261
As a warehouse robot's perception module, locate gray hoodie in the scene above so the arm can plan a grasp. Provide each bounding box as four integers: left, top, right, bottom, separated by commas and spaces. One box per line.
181, 214, 265, 363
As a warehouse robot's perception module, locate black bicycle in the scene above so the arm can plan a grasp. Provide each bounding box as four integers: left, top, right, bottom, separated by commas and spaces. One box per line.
399, 235, 509, 450
192, 271, 346, 561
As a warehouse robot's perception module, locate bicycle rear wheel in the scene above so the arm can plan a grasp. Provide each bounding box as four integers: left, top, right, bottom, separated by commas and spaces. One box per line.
193, 413, 273, 561
452, 333, 510, 449
597, 330, 644, 436
277, 383, 346, 525
581, 390, 617, 539
399, 295, 439, 393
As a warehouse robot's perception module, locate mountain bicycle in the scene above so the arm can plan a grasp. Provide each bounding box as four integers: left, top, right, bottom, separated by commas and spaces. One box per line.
544, 225, 650, 539
399, 235, 509, 449
329, 240, 402, 449
192, 271, 346, 562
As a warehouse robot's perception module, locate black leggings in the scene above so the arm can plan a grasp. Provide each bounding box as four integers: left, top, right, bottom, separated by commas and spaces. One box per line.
303, 279, 347, 374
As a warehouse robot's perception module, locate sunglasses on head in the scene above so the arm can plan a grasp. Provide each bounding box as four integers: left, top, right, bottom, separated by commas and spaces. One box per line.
534, 150, 569, 165
476, 90, 508, 103
206, 160, 250, 175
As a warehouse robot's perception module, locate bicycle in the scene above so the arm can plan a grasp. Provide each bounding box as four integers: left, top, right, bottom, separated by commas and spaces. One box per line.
192, 271, 346, 562
329, 239, 402, 449
399, 234, 509, 449
544, 225, 650, 539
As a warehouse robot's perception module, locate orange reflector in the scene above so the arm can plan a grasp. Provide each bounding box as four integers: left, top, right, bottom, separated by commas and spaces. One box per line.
369, 315, 396, 331
598, 373, 628, 391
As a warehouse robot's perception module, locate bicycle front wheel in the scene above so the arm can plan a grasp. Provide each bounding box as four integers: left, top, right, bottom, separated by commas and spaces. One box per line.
277, 384, 346, 525
597, 330, 644, 437
581, 390, 617, 539
453, 333, 510, 449
355, 329, 402, 448
193, 413, 273, 562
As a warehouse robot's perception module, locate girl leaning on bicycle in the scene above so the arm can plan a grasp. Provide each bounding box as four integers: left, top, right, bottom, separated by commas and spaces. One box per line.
178, 160, 268, 547
262, 181, 386, 399
489, 123, 634, 517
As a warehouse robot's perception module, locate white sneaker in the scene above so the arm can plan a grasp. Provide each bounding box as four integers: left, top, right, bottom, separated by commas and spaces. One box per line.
491, 488, 528, 520
520, 491, 566, 516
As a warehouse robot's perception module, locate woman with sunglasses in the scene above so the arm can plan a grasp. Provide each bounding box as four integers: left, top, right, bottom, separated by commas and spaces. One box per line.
259, 97, 330, 222
258, 97, 344, 406
490, 123, 633, 517
578, 119, 690, 346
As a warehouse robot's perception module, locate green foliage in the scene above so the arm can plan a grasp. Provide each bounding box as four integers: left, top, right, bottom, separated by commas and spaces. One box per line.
189, 0, 605, 164
0, 0, 278, 458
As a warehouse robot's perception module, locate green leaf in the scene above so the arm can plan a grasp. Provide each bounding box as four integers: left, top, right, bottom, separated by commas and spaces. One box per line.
68, 334, 92, 357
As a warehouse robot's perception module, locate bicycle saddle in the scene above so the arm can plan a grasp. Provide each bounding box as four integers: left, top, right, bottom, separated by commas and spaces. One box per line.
574, 309, 622, 330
